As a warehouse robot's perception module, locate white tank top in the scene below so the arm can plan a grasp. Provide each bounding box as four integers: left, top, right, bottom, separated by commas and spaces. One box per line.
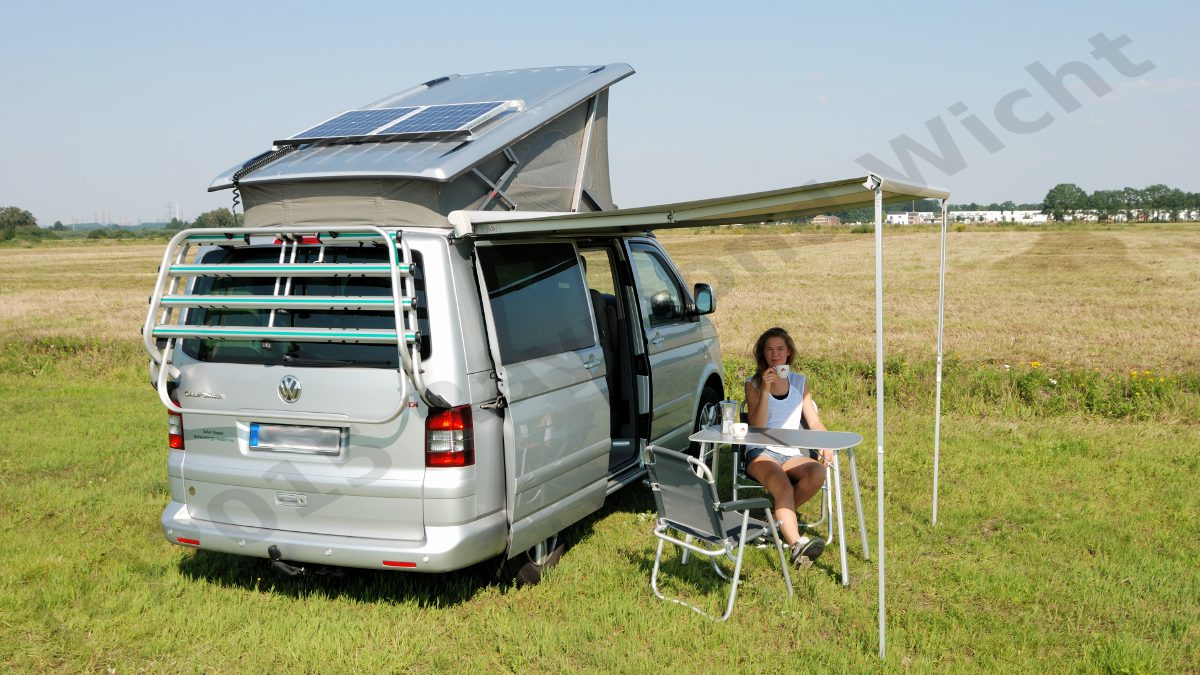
751, 373, 807, 456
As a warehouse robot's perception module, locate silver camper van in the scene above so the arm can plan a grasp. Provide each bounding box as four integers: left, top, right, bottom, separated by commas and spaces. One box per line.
143, 64, 726, 582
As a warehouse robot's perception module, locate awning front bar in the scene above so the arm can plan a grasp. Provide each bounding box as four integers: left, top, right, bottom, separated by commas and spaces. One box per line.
448, 174, 950, 238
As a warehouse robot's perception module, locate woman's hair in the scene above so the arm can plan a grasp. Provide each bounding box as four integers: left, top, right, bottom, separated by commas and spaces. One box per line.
751, 326, 797, 385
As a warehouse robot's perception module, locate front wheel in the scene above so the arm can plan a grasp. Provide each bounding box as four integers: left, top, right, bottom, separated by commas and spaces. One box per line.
688, 384, 723, 456
498, 533, 564, 587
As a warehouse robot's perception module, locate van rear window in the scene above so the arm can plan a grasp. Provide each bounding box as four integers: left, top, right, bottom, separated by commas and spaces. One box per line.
180, 246, 429, 369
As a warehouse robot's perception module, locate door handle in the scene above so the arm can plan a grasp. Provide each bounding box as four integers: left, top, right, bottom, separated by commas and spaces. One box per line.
583, 358, 602, 370
649, 334, 664, 346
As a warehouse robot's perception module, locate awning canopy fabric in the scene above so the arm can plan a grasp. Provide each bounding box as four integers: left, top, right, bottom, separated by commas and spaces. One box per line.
448, 174, 949, 238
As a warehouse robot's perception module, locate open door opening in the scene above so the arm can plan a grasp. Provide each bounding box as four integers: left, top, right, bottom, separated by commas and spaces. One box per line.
579, 244, 643, 472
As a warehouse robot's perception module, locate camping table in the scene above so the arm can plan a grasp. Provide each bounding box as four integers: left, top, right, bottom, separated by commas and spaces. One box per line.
688, 426, 868, 586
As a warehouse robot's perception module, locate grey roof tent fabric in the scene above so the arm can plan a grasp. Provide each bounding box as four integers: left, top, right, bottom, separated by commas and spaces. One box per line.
209, 65, 632, 229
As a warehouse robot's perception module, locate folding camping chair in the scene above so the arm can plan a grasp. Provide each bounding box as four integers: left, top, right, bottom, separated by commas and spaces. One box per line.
644, 445, 793, 621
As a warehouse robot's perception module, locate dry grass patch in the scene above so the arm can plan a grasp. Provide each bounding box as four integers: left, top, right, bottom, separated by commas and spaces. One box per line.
659, 225, 1200, 372
1, 227, 1197, 372
0, 243, 161, 341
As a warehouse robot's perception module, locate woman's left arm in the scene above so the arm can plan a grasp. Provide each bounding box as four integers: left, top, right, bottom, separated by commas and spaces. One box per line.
802, 384, 834, 464
801, 383, 826, 431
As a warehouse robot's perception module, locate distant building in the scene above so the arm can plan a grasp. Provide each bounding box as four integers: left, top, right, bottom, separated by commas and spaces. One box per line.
811, 214, 841, 226
949, 210, 1048, 224
885, 211, 930, 224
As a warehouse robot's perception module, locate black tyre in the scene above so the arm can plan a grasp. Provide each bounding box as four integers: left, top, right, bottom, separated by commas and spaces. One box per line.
498, 532, 564, 587
688, 383, 723, 456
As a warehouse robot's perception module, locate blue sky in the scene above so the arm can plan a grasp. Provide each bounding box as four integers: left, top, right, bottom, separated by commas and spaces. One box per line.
2, 0, 1197, 225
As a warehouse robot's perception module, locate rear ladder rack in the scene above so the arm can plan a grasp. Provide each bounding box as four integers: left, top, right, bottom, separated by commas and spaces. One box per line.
142, 225, 445, 424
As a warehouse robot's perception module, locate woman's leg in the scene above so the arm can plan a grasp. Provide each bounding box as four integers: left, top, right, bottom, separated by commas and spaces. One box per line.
782, 456, 825, 510
746, 457, 801, 546
778, 456, 828, 563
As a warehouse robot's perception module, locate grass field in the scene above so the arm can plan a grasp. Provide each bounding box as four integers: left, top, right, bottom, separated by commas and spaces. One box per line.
1, 226, 1198, 672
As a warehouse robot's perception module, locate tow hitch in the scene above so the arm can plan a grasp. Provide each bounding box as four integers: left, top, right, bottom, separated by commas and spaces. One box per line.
267, 545, 305, 576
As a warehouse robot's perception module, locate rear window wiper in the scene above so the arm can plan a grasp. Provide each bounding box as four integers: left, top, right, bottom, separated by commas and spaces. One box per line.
279, 356, 355, 367
279, 355, 397, 368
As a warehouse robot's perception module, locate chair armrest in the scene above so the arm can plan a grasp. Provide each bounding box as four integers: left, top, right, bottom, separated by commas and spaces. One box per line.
718, 497, 772, 512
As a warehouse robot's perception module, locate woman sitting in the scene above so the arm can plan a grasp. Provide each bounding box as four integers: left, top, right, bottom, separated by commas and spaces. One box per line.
744, 326, 832, 567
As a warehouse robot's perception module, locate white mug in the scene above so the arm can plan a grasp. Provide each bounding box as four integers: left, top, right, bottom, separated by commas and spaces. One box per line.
774, 364, 790, 378
731, 422, 749, 437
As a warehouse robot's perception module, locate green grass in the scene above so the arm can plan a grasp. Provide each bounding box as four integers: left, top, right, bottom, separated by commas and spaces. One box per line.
2, 339, 1198, 672
1, 226, 1197, 671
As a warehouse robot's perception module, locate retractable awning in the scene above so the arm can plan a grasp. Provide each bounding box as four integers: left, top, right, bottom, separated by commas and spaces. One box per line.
447, 174, 949, 237
454, 172, 952, 661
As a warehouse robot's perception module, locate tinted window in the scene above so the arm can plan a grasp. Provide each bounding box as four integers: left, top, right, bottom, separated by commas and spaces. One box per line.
478, 243, 594, 364
630, 246, 685, 327
180, 246, 429, 369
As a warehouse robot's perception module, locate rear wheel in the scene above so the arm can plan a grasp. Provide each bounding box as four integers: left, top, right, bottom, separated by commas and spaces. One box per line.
498, 533, 564, 586
688, 383, 723, 456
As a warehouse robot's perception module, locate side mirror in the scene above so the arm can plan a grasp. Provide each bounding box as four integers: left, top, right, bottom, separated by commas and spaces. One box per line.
692, 283, 715, 316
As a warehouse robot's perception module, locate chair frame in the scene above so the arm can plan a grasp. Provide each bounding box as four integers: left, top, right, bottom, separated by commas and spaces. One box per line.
645, 445, 793, 621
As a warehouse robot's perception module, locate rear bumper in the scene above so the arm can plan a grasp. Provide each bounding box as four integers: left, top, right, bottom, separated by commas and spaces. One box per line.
161, 500, 507, 572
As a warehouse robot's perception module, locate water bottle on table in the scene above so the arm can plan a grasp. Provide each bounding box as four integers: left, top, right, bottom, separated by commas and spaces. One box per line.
719, 400, 738, 434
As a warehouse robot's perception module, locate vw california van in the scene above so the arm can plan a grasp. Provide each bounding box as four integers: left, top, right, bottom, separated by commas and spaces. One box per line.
144, 64, 725, 582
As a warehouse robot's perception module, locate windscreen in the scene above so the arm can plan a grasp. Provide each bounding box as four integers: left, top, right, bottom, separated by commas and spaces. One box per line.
180, 246, 429, 368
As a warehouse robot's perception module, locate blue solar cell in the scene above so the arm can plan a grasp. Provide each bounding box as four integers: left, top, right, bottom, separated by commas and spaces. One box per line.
376, 101, 508, 135
289, 107, 419, 140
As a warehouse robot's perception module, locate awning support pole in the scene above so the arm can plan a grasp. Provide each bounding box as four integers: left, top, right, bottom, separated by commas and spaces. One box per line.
933, 199, 948, 525
874, 184, 887, 660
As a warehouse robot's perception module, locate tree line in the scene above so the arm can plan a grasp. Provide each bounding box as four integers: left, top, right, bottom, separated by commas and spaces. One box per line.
824, 182, 1198, 224
867, 182, 1200, 222
0, 207, 243, 241
1040, 183, 1200, 222
0, 206, 38, 240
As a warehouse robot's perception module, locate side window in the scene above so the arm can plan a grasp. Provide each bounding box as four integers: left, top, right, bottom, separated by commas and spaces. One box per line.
629, 246, 685, 327
579, 248, 617, 296
477, 243, 594, 364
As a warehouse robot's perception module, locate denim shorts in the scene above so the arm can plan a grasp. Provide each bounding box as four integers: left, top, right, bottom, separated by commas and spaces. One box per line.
744, 446, 818, 465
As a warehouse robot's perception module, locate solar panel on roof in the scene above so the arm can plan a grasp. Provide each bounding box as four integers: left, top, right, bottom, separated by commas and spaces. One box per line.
375, 101, 511, 136
287, 107, 419, 141
277, 100, 519, 146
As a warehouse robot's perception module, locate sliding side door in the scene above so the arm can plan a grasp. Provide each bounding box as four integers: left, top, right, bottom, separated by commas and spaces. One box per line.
474, 241, 611, 556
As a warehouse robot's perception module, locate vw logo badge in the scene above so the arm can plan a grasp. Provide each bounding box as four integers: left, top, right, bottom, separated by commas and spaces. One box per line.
278, 375, 302, 404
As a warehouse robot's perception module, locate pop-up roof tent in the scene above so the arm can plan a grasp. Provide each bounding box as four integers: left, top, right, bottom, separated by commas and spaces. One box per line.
209, 64, 951, 660
210, 64, 634, 227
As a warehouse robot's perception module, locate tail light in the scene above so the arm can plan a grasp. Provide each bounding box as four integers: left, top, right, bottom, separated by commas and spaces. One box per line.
425, 405, 473, 467
168, 410, 185, 450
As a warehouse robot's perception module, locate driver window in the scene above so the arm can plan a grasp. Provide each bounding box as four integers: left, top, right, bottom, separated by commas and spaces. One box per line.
629, 246, 685, 327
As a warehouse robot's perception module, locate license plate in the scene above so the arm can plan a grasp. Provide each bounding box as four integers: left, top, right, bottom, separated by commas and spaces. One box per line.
249, 422, 345, 455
